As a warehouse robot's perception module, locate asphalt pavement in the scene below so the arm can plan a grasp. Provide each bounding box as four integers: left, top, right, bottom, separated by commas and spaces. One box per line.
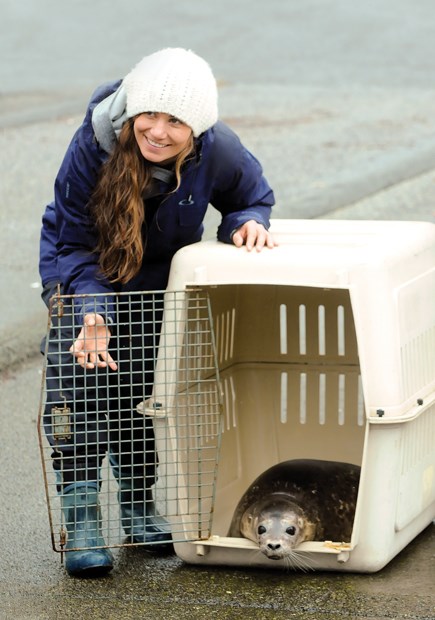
1, 1, 434, 618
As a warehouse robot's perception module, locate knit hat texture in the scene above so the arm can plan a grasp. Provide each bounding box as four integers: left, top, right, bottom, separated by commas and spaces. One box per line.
123, 48, 218, 137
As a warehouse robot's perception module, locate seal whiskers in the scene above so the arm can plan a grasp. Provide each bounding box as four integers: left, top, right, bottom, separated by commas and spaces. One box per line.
283, 549, 316, 572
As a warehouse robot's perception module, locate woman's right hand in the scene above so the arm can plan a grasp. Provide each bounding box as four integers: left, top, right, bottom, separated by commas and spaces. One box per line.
69, 313, 118, 371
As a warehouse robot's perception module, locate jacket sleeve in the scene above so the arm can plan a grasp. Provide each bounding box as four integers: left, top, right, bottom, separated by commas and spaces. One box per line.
208, 122, 275, 243
54, 104, 116, 320
39, 201, 59, 288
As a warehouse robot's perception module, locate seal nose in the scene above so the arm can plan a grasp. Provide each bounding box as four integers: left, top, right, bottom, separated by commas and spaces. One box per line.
267, 543, 281, 551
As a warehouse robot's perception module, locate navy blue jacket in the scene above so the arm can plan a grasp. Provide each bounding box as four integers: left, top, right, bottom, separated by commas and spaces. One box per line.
39, 81, 275, 317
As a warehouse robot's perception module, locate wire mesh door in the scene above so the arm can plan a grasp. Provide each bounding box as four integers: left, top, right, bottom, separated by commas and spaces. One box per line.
38, 288, 223, 553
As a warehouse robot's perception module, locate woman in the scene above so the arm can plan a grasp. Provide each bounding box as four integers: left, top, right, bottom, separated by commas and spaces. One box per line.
40, 47, 275, 578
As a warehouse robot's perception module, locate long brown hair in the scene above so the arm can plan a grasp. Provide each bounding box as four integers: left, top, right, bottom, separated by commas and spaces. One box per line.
91, 117, 194, 284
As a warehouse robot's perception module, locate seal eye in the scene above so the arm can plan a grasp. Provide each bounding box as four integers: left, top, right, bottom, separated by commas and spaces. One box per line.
286, 526, 296, 536
258, 525, 266, 535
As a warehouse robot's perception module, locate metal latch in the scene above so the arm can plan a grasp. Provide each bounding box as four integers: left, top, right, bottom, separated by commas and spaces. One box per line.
52, 405, 71, 440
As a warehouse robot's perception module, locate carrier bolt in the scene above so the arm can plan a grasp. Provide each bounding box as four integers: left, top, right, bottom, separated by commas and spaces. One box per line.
337, 550, 350, 563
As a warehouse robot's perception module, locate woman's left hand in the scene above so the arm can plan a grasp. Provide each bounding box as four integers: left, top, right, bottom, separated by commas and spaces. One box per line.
69, 313, 118, 371
231, 220, 277, 251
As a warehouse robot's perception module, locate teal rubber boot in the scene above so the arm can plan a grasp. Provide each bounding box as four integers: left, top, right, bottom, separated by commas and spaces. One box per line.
109, 455, 173, 550
61, 484, 114, 577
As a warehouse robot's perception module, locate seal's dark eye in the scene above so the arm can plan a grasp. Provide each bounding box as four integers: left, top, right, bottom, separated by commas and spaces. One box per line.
286, 526, 296, 536
258, 525, 266, 535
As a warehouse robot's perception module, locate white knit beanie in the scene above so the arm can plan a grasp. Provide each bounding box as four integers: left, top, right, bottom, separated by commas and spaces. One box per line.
123, 48, 218, 137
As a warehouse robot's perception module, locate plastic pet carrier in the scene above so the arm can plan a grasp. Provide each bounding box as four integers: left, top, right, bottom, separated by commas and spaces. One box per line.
160, 218, 435, 572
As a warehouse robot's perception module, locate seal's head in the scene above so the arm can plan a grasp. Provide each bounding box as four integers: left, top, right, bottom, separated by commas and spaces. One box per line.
240, 494, 317, 560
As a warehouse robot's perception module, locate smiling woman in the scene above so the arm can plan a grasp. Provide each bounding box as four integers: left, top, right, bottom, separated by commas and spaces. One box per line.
38, 46, 276, 578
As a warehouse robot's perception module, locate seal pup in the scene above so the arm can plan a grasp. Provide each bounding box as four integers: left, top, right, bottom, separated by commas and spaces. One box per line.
228, 459, 360, 561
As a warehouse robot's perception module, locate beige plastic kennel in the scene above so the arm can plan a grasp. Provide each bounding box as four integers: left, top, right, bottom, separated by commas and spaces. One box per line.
144, 218, 435, 572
